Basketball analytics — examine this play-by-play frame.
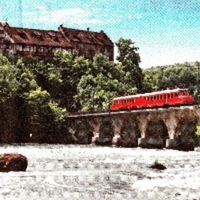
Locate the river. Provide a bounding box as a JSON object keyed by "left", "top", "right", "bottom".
{"left": 0, "top": 144, "right": 200, "bottom": 200}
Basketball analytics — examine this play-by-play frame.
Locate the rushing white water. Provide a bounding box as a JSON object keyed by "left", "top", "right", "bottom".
{"left": 0, "top": 144, "right": 200, "bottom": 200}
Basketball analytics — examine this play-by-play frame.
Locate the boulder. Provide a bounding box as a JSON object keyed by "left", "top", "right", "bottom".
{"left": 150, "top": 160, "right": 167, "bottom": 170}
{"left": 0, "top": 154, "right": 28, "bottom": 172}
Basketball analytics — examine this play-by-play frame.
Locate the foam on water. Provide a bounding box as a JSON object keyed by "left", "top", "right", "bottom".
{"left": 0, "top": 144, "right": 200, "bottom": 199}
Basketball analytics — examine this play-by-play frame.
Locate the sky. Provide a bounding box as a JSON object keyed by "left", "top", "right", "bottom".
{"left": 0, "top": 0, "right": 200, "bottom": 68}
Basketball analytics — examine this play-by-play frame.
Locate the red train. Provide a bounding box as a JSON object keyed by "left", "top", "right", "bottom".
{"left": 110, "top": 88, "right": 195, "bottom": 111}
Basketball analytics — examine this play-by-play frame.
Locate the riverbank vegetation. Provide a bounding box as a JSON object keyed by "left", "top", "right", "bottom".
{"left": 0, "top": 38, "right": 199, "bottom": 143}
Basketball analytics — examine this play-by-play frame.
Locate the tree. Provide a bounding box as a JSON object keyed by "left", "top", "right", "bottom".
{"left": 0, "top": 55, "right": 19, "bottom": 142}
{"left": 143, "top": 63, "right": 197, "bottom": 96}
{"left": 115, "top": 38, "right": 144, "bottom": 94}
{"left": 52, "top": 50, "right": 90, "bottom": 112}
{"left": 76, "top": 53, "right": 120, "bottom": 111}
{"left": 116, "top": 38, "right": 140, "bottom": 65}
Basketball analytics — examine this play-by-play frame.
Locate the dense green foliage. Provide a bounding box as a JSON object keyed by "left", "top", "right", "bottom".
{"left": 0, "top": 38, "right": 144, "bottom": 142}
{"left": 0, "top": 37, "right": 199, "bottom": 144}
{"left": 143, "top": 63, "right": 199, "bottom": 98}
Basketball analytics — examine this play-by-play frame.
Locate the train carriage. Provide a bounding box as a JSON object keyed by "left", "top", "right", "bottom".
{"left": 110, "top": 88, "right": 194, "bottom": 111}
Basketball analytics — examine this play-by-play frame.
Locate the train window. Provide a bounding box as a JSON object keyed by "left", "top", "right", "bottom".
{"left": 178, "top": 92, "right": 183, "bottom": 96}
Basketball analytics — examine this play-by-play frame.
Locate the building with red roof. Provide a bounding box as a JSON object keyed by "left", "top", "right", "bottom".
{"left": 0, "top": 22, "right": 114, "bottom": 61}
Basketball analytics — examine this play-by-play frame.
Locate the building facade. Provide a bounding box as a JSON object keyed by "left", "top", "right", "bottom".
{"left": 0, "top": 22, "right": 114, "bottom": 61}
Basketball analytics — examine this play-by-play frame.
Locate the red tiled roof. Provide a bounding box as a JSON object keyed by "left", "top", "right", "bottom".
{"left": 60, "top": 27, "right": 114, "bottom": 47}
{"left": 5, "top": 26, "right": 72, "bottom": 48}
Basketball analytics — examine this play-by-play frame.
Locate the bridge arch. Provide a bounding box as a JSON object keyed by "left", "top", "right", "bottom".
{"left": 139, "top": 119, "right": 168, "bottom": 149}
{"left": 69, "top": 118, "right": 93, "bottom": 144}
{"left": 173, "top": 116, "right": 198, "bottom": 151}
{"left": 98, "top": 117, "right": 114, "bottom": 146}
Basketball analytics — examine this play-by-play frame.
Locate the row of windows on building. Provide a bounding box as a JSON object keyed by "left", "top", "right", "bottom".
{"left": 0, "top": 44, "right": 71, "bottom": 53}
{"left": 113, "top": 92, "right": 188, "bottom": 105}
{"left": 0, "top": 44, "right": 109, "bottom": 56}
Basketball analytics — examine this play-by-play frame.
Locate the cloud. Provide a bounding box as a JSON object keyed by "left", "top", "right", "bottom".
{"left": 22, "top": 8, "right": 117, "bottom": 26}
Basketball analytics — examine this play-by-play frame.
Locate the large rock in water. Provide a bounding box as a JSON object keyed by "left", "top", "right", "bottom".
{"left": 0, "top": 154, "right": 28, "bottom": 172}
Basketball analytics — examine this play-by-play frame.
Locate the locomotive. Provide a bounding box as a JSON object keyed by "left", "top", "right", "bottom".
{"left": 110, "top": 88, "right": 195, "bottom": 111}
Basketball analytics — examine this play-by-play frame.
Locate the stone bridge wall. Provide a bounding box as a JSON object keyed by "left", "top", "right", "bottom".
{"left": 67, "top": 106, "right": 200, "bottom": 151}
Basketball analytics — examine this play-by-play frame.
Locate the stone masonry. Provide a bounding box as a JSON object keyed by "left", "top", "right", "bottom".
{"left": 67, "top": 105, "right": 200, "bottom": 151}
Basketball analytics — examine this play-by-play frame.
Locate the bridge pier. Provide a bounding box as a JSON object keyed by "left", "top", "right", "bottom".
{"left": 166, "top": 138, "right": 195, "bottom": 151}
{"left": 138, "top": 138, "right": 164, "bottom": 149}
{"left": 90, "top": 118, "right": 101, "bottom": 145}
{"left": 111, "top": 116, "right": 123, "bottom": 146}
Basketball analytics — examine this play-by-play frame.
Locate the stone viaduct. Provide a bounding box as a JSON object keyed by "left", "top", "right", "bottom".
{"left": 67, "top": 105, "right": 200, "bottom": 151}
